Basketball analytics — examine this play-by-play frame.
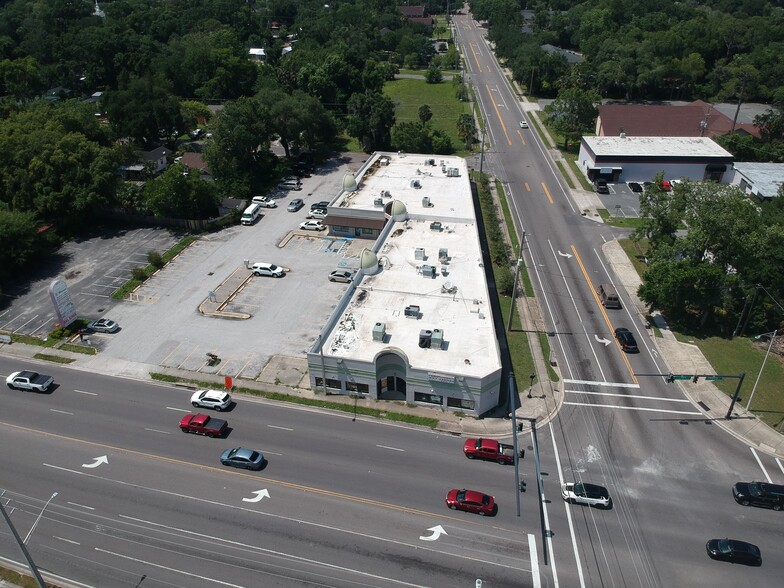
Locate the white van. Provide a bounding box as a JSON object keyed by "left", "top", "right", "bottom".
{"left": 241, "top": 203, "right": 262, "bottom": 225}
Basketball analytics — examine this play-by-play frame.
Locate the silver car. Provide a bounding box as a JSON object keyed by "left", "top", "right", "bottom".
{"left": 328, "top": 270, "right": 354, "bottom": 283}
{"left": 287, "top": 198, "right": 304, "bottom": 212}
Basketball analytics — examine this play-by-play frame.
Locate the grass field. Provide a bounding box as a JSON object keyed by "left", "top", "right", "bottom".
{"left": 384, "top": 77, "right": 472, "bottom": 154}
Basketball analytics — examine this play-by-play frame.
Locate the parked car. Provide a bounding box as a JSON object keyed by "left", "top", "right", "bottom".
{"left": 307, "top": 208, "right": 327, "bottom": 219}
{"left": 445, "top": 489, "right": 496, "bottom": 516}
{"left": 561, "top": 482, "right": 611, "bottom": 508}
{"left": 519, "top": 120, "right": 528, "bottom": 128}
{"left": 659, "top": 180, "right": 672, "bottom": 191}
{"left": 220, "top": 447, "right": 265, "bottom": 470}
{"left": 733, "top": 481, "right": 784, "bottom": 510}
{"left": 287, "top": 198, "right": 304, "bottom": 212}
{"left": 251, "top": 196, "right": 277, "bottom": 208}
{"left": 595, "top": 178, "right": 609, "bottom": 194}
{"left": 705, "top": 538, "right": 761, "bottom": 566}
{"left": 614, "top": 327, "right": 639, "bottom": 353}
{"left": 191, "top": 389, "right": 232, "bottom": 411}
{"left": 300, "top": 220, "right": 325, "bottom": 231}
{"left": 311, "top": 201, "right": 330, "bottom": 211}
{"left": 87, "top": 318, "right": 119, "bottom": 333}
{"left": 251, "top": 262, "right": 285, "bottom": 278}
{"left": 627, "top": 182, "right": 643, "bottom": 193}
{"left": 328, "top": 270, "right": 354, "bottom": 283}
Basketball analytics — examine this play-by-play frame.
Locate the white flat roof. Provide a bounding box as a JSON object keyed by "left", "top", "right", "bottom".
{"left": 323, "top": 153, "right": 501, "bottom": 378}
{"left": 584, "top": 136, "right": 733, "bottom": 158}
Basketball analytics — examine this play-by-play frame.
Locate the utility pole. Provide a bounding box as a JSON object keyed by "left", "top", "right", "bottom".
{"left": 478, "top": 125, "right": 486, "bottom": 175}
{"left": 508, "top": 373, "right": 521, "bottom": 518}
{"left": 0, "top": 499, "right": 47, "bottom": 588}
{"left": 506, "top": 231, "right": 526, "bottom": 332}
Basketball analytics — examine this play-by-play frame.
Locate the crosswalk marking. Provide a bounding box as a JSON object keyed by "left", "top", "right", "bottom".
{"left": 565, "top": 389, "right": 691, "bottom": 403}
{"left": 563, "top": 379, "right": 639, "bottom": 389}
{"left": 564, "top": 401, "right": 701, "bottom": 416}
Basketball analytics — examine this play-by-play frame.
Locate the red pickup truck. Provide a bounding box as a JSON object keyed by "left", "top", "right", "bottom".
{"left": 463, "top": 438, "right": 516, "bottom": 465}
{"left": 179, "top": 413, "right": 228, "bottom": 438}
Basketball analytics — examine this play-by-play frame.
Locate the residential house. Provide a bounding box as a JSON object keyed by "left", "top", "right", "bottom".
{"left": 182, "top": 152, "right": 212, "bottom": 179}
{"left": 400, "top": 6, "right": 435, "bottom": 27}
{"left": 248, "top": 48, "right": 266, "bottom": 62}
{"left": 142, "top": 147, "right": 171, "bottom": 175}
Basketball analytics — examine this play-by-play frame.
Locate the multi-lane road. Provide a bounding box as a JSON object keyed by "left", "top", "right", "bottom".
{"left": 454, "top": 11, "right": 783, "bottom": 588}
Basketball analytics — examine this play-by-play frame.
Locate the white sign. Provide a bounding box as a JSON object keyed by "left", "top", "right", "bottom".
{"left": 428, "top": 372, "right": 455, "bottom": 384}
{"left": 48, "top": 280, "right": 77, "bottom": 327}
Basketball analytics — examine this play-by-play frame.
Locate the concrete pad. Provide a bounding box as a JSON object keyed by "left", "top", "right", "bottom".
{"left": 260, "top": 355, "right": 309, "bottom": 387}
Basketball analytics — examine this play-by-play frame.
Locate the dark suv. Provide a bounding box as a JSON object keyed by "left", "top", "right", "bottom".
{"left": 733, "top": 481, "right": 784, "bottom": 510}
{"left": 614, "top": 327, "right": 639, "bottom": 353}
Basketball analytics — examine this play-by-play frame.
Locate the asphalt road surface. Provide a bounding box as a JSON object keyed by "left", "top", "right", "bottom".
{"left": 454, "top": 12, "right": 784, "bottom": 588}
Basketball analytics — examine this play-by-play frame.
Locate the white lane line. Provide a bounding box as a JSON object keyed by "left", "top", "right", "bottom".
{"left": 547, "top": 426, "right": 572, "bottom": 588}
{"left": 564, "top": 379, "right": 639, "bottom": 389}
{"left": 96, "top": 549, "right": 245, "bottom": 588}
{"left": 144, "top": 428, "right": 171, "bottom": 435}
{"left": 13, "top": 314, "right": 39, "bottom": 332}
{"left": 267, "top": 425, "right": 293, "bottom": 431}
{"left": 564, "top": 401, "right": 701, "bottom": 416}
{"left": 54, "top": 536, "right": 80, "bottom": 545}
{"left": 750, "top": 448, "right": 772, "bottom": 482}
{"left": 565, "top": 390, "right": 691, "bottom": 403}
{"left": 50, "top": 409, "right": 73, "bottom": 415}
{"left": 73, "top": 389, "right": 97, "bottom": 396}
{"left": 67, "top": 502, "right": 95, "bottom": 510}
{"left": 166, "top": 406, "right": 191, "bottom": 413}
{"left": 777, "top": 458, "right": 784, "bottom": 477}
{"left": 529, "top": 534, "right": 541, "bottom": 588}
{"left": 376, "top": 445, "right": 405, "bottom": 452}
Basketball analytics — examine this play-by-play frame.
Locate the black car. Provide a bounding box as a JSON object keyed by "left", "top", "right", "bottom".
{"left": 628, "top": 182, "right": 643, "bottom": 193}
{"left": 733, "top": 481, "right": 784, "bottom": 510}
{"left": 706, "top": 538, "right": 761, "bottom": 566}
{"left": 614, "top": 328, "right": 638, "bottom": 353}
{"left": 311, "top": 201, "right": 330, "bottom": 211}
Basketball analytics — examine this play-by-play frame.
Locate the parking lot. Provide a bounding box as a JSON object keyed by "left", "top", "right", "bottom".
{"left": 595, "top": 181, "right": 644, "bottom": 219}
{"left": 1, "top": 153, "right": 367, "bottom": 383}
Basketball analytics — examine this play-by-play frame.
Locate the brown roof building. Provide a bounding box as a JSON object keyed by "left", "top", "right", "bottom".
{"left": 399, "top": 5, "right": 434, "bottom": 27}
{"left": 596, "top": 101, "right": 760, "bottom": 139}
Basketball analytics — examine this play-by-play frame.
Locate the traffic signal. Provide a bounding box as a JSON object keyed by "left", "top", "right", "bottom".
{"left": 666, "top": 373, "right": 675, "bottom": 383}
{"left": 692, "top": 375, "right": 699, "bottom": 383}
{"left": 517, "top": 423, "right": 524, "bottom": 432}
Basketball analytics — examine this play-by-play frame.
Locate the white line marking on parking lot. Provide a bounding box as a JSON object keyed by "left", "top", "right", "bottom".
{"left": 777, "top": 458, "right": 784, "bottom": 476}
{"left": 376, "top": 445, "right": 405, "bottom": 452}
{"left": 563, "top": 379, "right": 639, "bottom": 388}
{"left": 13, "top": 314, "right": 39, "bottom": 332}
{"left": 144, "top": 428, "right": 171, "bottom": 435}
{"left": 565, "top": 390, "right": 690, "bottom": 402}
{"left": 67, "top": 501, "right": 95, "bottom": 510}
{"left": 74, "top": 389, "right": 98, "bottom": 396}
{"left": 267, "top": 425, "right": 293, "bottom": 431}
{"left": 78, "top": 292, "right": 111, "bottom": 298}
{"left": 564, "top": 401, "right": 701, "bottom": 415}
{"left": 166, "top": 407, "right": 191, "bottom": 413}
{"left": 750, "top": 447, "right": 772, "bottom": 482}
{"left": 50, "top": 409, "right": 73, "bottom": 415}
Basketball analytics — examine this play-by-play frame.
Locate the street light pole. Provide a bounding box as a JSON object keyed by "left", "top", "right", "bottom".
{"left": 0, "top": 499, "right": 47, "bottom": 588}
{"left": 527, "top": 372, "right": 536, "bottom": 399}
{"left": 506, "top": 231, "right": 527, "bottom": 332}
{"left": 747, "top": 331, "right": 776, "bottom": 411}
{"left": 508, "top": 373, "right": 521, "bottom": 518}
{"left": 24, "top": 491, "right": 58, "bottom": 545}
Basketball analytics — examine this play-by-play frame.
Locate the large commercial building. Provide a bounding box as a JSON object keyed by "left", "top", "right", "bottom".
{"left": 306, "top": 152, "right": 502, "bottom": 416}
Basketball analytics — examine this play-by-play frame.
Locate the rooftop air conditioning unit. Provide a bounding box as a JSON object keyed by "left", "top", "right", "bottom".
{"left": 447, "top": 167, "right": 460, "bottom": 177}
{"left": 418, "top": 329, "right": 432, "bottom": 348}
{"left": 422, "top": 196, "right": 431, "bottom": 207}
{"left": 426, "top": 158, "right": 436, "bottom": 166}
{"left": 415, "top": 247, "right": 426, "bottom": 260}
{"left": 432, "top": 328, "right": 444, "bottom": 349}
{"left": 438, "top": 248, "right": 448, "bottom": 263}
{"left": 374, "top": 197, "right": 383, "bottom": 206}
{"left": 430, "top": 221, "right": 442, "bottom": 231}
{"left": 411, "top": 179, "right": 422, "bottom": 189}
{"left": 422, "top": 265, "right": 436, "bottom": 278}
{"left": 404, "top": 305, "right": 420, "bottom": 318}
{"left": 372, "top": 322, "right": 386, "bottom": 342}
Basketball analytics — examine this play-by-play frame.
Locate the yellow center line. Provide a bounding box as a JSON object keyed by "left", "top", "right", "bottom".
{"left": 470, "top": 43, "right": 482, "bottom": 71}
{"left": 570, "top": 246, "right": 639, "bottom": 384}
{"left": 484, "top": 84, "right": 511, "bottom": 145}
{"left": 524, "top": 182, "right": 531, "bottom": 192}
{"left": 517, "top": 130, "right": 526, "bottom": 145}
{"left": 2, "top": 421, "right": 511, "bottom": 530}
{"left": 541, "top": 182, "right": 554, "bottom": 204}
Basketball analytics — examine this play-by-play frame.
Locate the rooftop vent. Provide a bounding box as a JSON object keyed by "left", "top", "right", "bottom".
{"left": 414, "top": 247, "right": 426, "bottom": 261}
{"left": 438, "top": 248, "right": 448, "bottom": 263}
{"left": 422, "top": 196, "right": 432, "bottom": 207}
{"left": 372, "top": 322, "right": 386, "bottom": 342}
{"left": 411, "top": 179, "right": 422, "bottom": 189}
{"left": 432, "top": 328, "right": 444, "bottom": 349}
{"left": 418, "top": 329, "right": 432, "bottom": 348}
{"left": 426, "top": 158, "right": 436, "bottom": 166}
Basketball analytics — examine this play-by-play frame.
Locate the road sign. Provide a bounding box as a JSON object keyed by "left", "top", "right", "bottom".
{"left": 705, "top": 376, "right": 724, "bottom": 381}
{"left": 672, "top": 375, "right": 692, "bottom": 380}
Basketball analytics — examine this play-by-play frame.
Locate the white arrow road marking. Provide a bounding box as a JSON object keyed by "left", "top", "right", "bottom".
{"left": 557, "top": 251, "right": 573, "bottom": 258}
{"left": 82, "top": 456, "right": 108, "bottom": 468}
{"left": 419, "top": 525, "right": 447, "bottom": 541}
{"left": 242, "top": 489, "right": 270, "bottom": 503}
{"left": 594, "top": 335, "right": 611, "bottom": 346}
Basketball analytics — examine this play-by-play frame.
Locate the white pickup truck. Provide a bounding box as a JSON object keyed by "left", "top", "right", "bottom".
{"left": 6, "top": 370, "right": 54, "bottom": 392}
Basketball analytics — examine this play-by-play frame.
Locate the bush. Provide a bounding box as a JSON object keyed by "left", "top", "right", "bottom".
{"left": 131, "top": 267, "right": 147, "bottom": 281}
{"left": 148, "top": 251, "right": 163, "bottom": 268}
{"left": 496, "top": 264, "right": 515, "bottom": 295}
{"left": 425, "top": 66, "right": 443, "bottom": 84}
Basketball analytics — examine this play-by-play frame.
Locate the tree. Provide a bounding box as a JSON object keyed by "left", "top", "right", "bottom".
{"left": 0, "top": 209, "right": 46, "bottom": 286}
{"left": 631, "top": 173, "right": 684, "bottom": 250}
{"left": 180, "top": 101, "right": 212, "bottom": 134}
{"left": 456, "top": 114, "right": 475, "bottom": 149}
{"left": 102, "top": 77, "right": 181, "bottom": 146}
{"left": 143, "top": 164, "right": 220, "bottom": 219}
{"left": 418, "top": 104, "right": 433, "bottom": 123}
{"left": 345, "top": 91, "right": 395, "bottom": 152}
{"left": 425, "top": 66, "right": 443, "bottom": 84}
{"left": 543, "top": 87, "right": 600, "bottom": 149}
{"left": 258, "top": 88, "right": 335, "bottom": 158}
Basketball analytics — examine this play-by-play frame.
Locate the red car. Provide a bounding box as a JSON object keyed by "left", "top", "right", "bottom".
{"left": 445, "top": 489, "right": 496, "bottom": 516}
{"left": 659, "top": 180, "right": 672, "bottom": 191}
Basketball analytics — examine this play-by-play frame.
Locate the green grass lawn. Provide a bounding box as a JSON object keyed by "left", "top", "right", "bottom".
{"left": 384, "top": 78, "right": 472, "bottom": 154}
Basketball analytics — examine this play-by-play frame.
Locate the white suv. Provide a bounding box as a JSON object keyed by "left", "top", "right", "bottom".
{"left": 191, "top": 389, "right": 232, "bottom": 411}
{"left": 252, "top": 196, "right": 277, "bottom": 208}
{"left": 251, "top": 262, "right": 285, "bottom": 277}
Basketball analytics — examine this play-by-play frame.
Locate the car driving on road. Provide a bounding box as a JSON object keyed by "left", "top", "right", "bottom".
{"left": 445, "top": 489, "right": 496, "bottom": 516}
{"left": 561, "top": 482, "right": 611, "bottom": 508}
{"left": 191, "top": 389, "right": 232, "bottom": 411}
{"left": 732, "top": 481, "right": 784, "bottom": 510}
{"left": 220, "top": 447, "right": 265, "bottom": 470}
{"left": 614, "top": 327, "right": 639, "bottom": 353}
{"left": 705, "top": 538, "right": 761, "bottom": 566}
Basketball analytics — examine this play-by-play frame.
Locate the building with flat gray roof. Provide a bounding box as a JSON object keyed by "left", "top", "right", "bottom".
{"left": 578, "top": 136, "right": 734, "bottom": 183}
{"left": 729, "top": 162, "right": 784, "bottom": 200}
{"left": 307, "top": 152, "right": 502, "bottom": 415}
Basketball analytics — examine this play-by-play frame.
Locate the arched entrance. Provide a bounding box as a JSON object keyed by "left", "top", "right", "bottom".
{"left": 375, "top": 351, "right": 407, "bottom": 401}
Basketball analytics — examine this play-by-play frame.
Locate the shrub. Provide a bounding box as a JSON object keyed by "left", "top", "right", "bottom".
{"left": 148, "top": 251, "right": 164, "bottom": 268}
{"left": 131, "top": 267, "right": 147, "bottom": 281}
